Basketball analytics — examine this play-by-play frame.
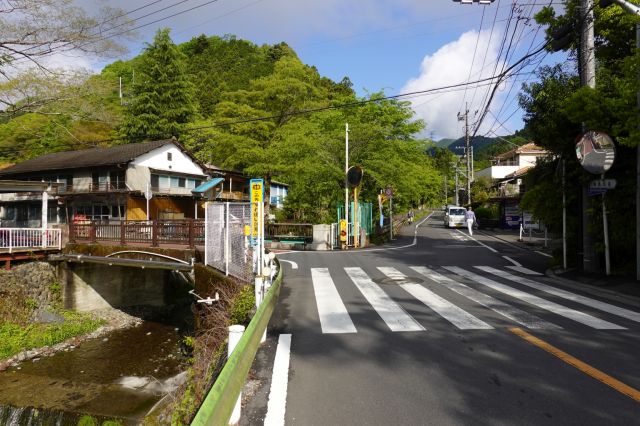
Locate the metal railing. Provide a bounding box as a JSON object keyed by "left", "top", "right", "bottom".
{"left": 265, "top": 223, "right": 313, "bottom": 242}
{"left": 69, "top": 220, "right": 205, "bottom": 247}
{"left": 59, "top": 182, "right": 128, "bottom": 193}
{"left": 0, "top": 228, "right": 62, "bottom": 253}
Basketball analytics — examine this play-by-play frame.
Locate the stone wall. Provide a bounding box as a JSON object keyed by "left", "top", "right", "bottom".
{"left": 0, "top": 262, "right": 58, "bottom": 311}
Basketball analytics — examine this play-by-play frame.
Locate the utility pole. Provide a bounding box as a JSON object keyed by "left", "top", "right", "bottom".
{"left": 345, "top": 123, "right": 349, "bottom": 248}
{"left": 458, "top": 105, "right": 472, "bottom": 205}
{"left": 599, "top": 0, "right": 640, "bottom": 278}
{"left": 580, "top": 0, "right": 597, "bottom": 272}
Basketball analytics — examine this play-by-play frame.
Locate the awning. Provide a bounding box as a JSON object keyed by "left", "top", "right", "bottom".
{"left": 192, "top": 177, "right": 224, "bottom": 199}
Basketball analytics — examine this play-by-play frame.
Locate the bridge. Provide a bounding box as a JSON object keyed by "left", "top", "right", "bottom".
{"left": 0, "top": 227, "right": 62, "bottom": 269}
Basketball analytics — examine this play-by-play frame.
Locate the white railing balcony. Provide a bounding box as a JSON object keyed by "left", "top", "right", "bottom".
{"left": 0, "top": 228, "right": 62, "bottom": 253}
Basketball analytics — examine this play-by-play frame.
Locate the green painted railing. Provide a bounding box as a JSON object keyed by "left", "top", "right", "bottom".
{"left": 191, "top": 261, "right": 283, "bottom": 425}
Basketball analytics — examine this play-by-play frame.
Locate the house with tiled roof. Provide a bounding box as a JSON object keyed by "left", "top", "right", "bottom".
{"left": 474, "top": 142, "right": 550, "bottom": 229}
{"left": 475, "top": 142, "right": 549, "bottom": 181}
{"left": 0, "top": 139, "right": 209, "bottom": 227}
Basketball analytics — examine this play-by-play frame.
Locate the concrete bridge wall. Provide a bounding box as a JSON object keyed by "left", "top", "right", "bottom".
{"left": 59, "top": 263, "right": 171, "bottom": 312}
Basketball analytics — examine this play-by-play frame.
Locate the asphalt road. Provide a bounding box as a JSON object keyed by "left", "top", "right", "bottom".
{"left": 242, "top": 212, "right": 640, "bottom": 425}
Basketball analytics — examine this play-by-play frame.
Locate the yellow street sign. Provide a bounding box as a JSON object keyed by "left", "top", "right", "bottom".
{"left": 339, "top": 219, "right": 347, "bottom": 242}
{"left": 250, "top": 179, "right": 264, "bottom": 239}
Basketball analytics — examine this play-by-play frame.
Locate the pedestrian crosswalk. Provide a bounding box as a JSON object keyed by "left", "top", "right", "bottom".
{"left": 308, "top": 264, "right": 637, "bottom": 334}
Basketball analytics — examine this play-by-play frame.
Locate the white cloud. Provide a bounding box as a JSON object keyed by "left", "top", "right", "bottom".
{"left": 401, "top": 29, "right": 509, "bottom": 140}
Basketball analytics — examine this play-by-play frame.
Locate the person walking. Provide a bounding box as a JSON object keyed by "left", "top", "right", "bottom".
{"left": 464, "top": 206, "right": 476, "bottom": 236}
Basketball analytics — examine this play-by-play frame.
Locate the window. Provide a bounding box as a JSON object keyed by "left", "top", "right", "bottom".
{"left": 151, "top": 174, "right": 159, "bottom": 188}
{"left": 167, "top": 152, "right": 173, "bottom": 161}
{"left": 110, "top": 171, "right": 126, "bottom": 189}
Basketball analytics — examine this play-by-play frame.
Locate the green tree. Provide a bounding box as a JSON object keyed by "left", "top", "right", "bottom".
{"left": 120, "top": 29, "right": 196, "bottom": 141}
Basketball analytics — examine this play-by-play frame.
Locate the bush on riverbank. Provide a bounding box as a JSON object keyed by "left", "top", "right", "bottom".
{"left": 0, "top": 311, "right": 104, "bottom": 359}
{"left": 0, "top": 262, "right": 104, "bottom": 360}
{"left": 161, "top": 265, "right": 255, "bottom": 425}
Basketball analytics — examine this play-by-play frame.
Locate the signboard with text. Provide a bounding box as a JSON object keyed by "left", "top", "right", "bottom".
{"left": 250, "top": 179, "right": 264, "bottom": 242}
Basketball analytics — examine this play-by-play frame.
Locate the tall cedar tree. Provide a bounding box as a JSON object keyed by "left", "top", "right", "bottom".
{"left": 120, "top": 29, "right": 196, "bottom": 141}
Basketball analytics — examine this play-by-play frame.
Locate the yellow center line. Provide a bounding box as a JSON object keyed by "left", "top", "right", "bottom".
{"left": 509, "top": 327, "right": 640, "bottom": 403}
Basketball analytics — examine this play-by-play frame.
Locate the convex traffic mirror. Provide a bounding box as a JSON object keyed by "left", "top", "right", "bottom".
{"left": 575, "top": 131, "right": 615, "bottom": 175}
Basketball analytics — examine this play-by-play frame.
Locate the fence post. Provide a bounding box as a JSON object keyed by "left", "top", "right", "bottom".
{"left": 120, "top": 220, "right": 126, "bottom": 246}
{"left": 152, "top": 221, "right": 159, "bottom": 247}
{"left": 90, "top": 221, "right": 96, "bottom": 243}
{"left": 69, "top": 221, "right": 75, "bottom": 243}
{"left": 228, "top": 325, "right": 245, "bottom": 425}
{"left": 188, "top": 219, "right": 195, "bottom": 248}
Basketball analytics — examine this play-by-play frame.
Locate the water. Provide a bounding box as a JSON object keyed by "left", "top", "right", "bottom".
{"left": 0, "top": 321, "right": 189, "bottom": 425}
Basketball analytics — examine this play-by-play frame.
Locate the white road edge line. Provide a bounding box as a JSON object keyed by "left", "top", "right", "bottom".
{"left": 278, "top": 259, "right": 298, "bottom": 269}
{"left": 456, "top": 229, "right": 498, "bottom": 253}
{"left": 357, "top": 211, "right": 434, "bottom": 252}
{"left": 264, "top": 333, "right": 292, "bottom": 426}
{"left": 502, "top": 256, "right": 521, "bottom": 267}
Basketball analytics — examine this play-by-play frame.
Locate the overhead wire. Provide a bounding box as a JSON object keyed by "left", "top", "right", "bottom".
{"left": 457, "top": 5, "right": 487, "bottom": 116}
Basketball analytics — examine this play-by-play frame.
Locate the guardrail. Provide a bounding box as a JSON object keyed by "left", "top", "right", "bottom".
{"left": 0, "top": 228, "right": 62, "bottom": 253}
{"left": 191, "top": 261, "right": 283, "bottom": 425}
{"left": 69, "top": 220, "right": 205, "bottom": 247}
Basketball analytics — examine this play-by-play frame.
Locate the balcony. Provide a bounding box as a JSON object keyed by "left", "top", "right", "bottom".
{"left": 58, "top": 182, "right": 129, "bottom": 194}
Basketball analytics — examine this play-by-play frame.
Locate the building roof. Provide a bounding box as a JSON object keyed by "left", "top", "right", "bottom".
{"left": 502, "top": 166, "right": 532, "bottom": 180}
{"left": 494, "top": 142, "right": 548, "bottom": 160}
{"left": 0, "top": 139, "right": 202, "bottom": 176}
{"left": 192, "top": 177, "right": 225, "bottom": 195}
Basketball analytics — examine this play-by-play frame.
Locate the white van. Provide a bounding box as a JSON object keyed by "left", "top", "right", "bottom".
{"left": 444, "top": 206, "right": 466, "bottom": 228}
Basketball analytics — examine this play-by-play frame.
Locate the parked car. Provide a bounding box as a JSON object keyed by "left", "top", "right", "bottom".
{"left": 444, "top": 206, "right": 466, "bottom": 228}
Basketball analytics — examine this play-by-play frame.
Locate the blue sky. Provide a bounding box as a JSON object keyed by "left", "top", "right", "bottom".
{"left": 72, "top": 0, "right": 566, "bottom": 140}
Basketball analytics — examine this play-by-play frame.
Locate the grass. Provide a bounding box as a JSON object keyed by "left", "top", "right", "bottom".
{"left": 0, "top": 310, "right": 104, "bottom": 359}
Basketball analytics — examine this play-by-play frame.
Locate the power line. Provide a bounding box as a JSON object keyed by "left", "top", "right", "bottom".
{"left": 458, "top": 5, "right": 487, "bottom": 116}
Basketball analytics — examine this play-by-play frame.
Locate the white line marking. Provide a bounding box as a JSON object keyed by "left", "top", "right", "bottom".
{"left": 311, "top": 268, "right": 356, "bottom": 334}
{"left": 264, "top": 333, "right": 292, "bottom": 426}
{"left": 505, "top": 265, "right": 542, "bottom": 275}
{"left": 446, "top": 267, "right": 625, "bottom": 330}
{"left": 411, "top": 266, "right": 559, "bottom": 329}
{"left": 378, "top": 267, "right": 492, "bottom": 330}
{"left": 358, "top": 211, "right": 435, "bottom": 252}
{"left": 456, "top": 229, "right": 498, "bottom": 253}
{"left": 345, "top": 267, "right": 425, "bottom": 332}
{"left": 278, "top": 259, "right": 298, "bottom": 270}
{"left": 477, "top": 266, "right": 640, "bottom": 323}
{"left": 502, "top": 256, "right": 521, "bottom": 267}
{"left": 535, "top": 251, "right": 553, "bottom": 258}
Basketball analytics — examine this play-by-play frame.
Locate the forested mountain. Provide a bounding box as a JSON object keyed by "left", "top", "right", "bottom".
{"left": 0, "top": 31, "right": 443, "bottom": 223}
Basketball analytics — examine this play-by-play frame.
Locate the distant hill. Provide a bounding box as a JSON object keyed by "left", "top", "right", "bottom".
{"left": 435, "top": 138, "right": 456, "bottom": 148}
{"left": 446, "top": 136, "right": 497, "bottom": 155}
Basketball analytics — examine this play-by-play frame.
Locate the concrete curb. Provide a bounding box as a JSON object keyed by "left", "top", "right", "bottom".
{"left": 545, "top": 267, "right": 640, "bottom": 308}
{"left": 476, "top": 230, "right": 552, "bottom": 254}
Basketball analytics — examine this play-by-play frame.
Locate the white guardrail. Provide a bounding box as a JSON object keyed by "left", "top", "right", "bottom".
{"left": 0, "top": 228, "right": 62, "bottom": 253}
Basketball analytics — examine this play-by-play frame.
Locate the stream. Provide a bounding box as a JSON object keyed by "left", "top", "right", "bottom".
{"left": 0, "top": 319, "right": 189, "bottom": 425}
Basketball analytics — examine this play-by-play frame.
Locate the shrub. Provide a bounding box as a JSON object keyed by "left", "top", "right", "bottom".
{"left": 228, "top": 284, "right": 255, "bottom": 325}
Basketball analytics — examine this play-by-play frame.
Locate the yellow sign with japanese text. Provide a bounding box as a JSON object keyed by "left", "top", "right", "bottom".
{"left": 250, "top": 179, "right": 264, "bottom": 240}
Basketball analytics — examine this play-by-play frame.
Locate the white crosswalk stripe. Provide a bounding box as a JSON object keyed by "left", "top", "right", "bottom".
{"left": 411, "top": 266, "right": 559, "bottom": 329}
{"left": 378, "top": 267, "right": 492, "bottom": 330}
{"left": 445, "top": 266, "right": 625, "bottom": 330}
{"left": 476, "top": 266, "right": 640, "bottom": 324}
{"left": 345, "top": 267, "right": 425, "bottom": 332}
{"left": 307, "top": 265, "right": 639, "bottom": 334}
{"left": 311, "top": 268, "right": 357, "bottom": 334}
{"left": 505, "top": 265, "right": 542, "bottom": 276}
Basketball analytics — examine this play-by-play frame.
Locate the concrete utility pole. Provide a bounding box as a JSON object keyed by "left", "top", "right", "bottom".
{"left": 345, "top": 123, "right": 349, "bottom": 247}
{"left": 599, "top": 0, "right": 640, "bottom": 278}
{"left": 580, "top": 0, "right": 597, "bottom": 272}
{"left": 458, "top": 104, "right": 472, "bottom": 205}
